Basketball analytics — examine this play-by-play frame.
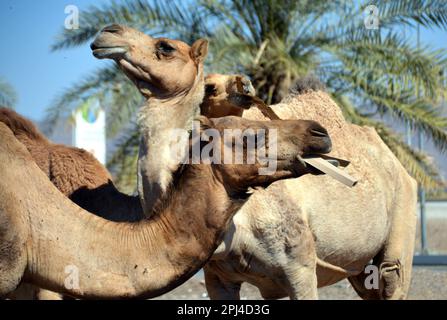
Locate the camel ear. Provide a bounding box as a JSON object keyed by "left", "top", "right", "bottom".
{"left": 190, "top": 39, "right": 209, "bottom": 64}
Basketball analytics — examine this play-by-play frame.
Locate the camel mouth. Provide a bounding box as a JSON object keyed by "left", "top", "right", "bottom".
{"left": 279, "top": 149, "right": 335, "bottom": 176}
{"left": 91, "top": 46, "right": 128, "bottom": 59}
{"left": 308, "top": 140, "right": 332, "bottom": 154}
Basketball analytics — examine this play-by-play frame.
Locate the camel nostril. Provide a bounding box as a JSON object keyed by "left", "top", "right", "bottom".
{"left": 90, "top": 42, "right": 98, "bottom": 50}
{"left": 310, "top": 128, "right": 328, "bottom": 137}
{"left": 102, "top": 24, "right": 123, "bottom": 34}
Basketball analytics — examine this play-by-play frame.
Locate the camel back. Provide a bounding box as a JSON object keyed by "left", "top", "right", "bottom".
{"left": 0, "top": 108, "right": 49, "bottom": 143}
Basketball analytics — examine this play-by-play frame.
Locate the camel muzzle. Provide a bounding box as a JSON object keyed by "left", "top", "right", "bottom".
{"left": 91, "top": 24, "right": 129, "bottom": 59}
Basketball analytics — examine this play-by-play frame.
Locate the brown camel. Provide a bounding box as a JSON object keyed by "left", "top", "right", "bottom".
{"left": 0, "top": 113, "right": 331, "bottom": 299}
{"left": 88, "top": 25, "right": 287, "bottom": 216}
{"left": 0, "top": 108, "right": 143, "bottom": 222}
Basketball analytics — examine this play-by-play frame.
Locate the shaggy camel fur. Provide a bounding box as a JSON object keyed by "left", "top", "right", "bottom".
{"left": 0, "top": 114, "right": 331, "bottom": 299}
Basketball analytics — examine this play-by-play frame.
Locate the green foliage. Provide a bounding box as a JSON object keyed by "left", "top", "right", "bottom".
{"left": 107, "top": 126, "right": 140, "bottom": 193}
{"left": 48, "top": 0, "right": 447, "bottom": 190}
{"left": 0, "top": 77, "right": 17, "bottom": 108}
{"left": 44, "top": 64, "right": 142, "bottom": 137}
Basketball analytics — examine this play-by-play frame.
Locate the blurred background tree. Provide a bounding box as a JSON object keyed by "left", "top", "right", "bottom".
{"left": 0, "top": 77, "right": 17, "bottom": 109}
{"left": 46, "top": 0, "right": 447, "bottom": 193}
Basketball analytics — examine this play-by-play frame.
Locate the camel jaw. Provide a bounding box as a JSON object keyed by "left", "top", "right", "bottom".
{"left": 91, "top": 46, "right": 128, "bottom": 59}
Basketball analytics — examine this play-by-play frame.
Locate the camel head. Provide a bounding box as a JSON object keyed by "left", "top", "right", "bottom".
{"left": 91, "top": 24, "right": 208, "bottom": 99}
{"left": 197, "top": 116, "right": 332, "bottom": 190}
{"left": 201, "top": 74, "right": 255, "bottom": 118}
{"left": 202, "top": 74, "right": 280, "bottom": 120}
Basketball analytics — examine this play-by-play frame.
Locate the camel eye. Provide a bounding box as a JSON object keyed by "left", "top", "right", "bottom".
{"left": 205, "top": 84, "right": 217, "bottom": 96}
{"left": 157, "top": 41, "right": 176, "bottom": 54}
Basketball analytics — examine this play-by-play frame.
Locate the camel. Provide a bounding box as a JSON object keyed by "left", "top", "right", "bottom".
{"left": 0, "top": 113, "right": 331, "bottom": 299}
{"left": 89, "top": 25, "right": 288, "bottom": 217}
{"left": 202, "top": 73, "right": 255, "bottom": 118}
{"left": 203, "top": 73, "right": 280, "bottom": 120}
{"left": 90, "top": 25, "right": 416, "bottom": 299}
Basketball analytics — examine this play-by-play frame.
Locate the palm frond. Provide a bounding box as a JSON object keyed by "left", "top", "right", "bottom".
{"left": 376, "top": 0, "right": 447, "bottom": 30}
{"left": 43, "top": 65, "right": 129, "bottom": 135}
{"left": 52, "top": 0, "right": 210, "bottom": 51}
{"left": 333, "top": 93, "right": 444, "bottom": 190}
{"left": 107, "top": 126, "right": 139, "bottom": 192}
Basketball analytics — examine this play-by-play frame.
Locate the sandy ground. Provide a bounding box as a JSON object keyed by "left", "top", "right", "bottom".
{"left": 155, "top": 266, "right": 447, "bottom": 300}
{"left": 157, "top": 217, "right": 447, "bottom": 300}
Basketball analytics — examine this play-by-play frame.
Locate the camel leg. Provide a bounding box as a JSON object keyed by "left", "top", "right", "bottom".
{"left": 282, "top": 264, "right": 318, "bottom": 300}
{"left": 279, "top": 221, "right": 318, "bottom": 300}
{"left": 6, "top": 283, "right": 39, "bottom": 300}
{"left": 0, "top": 256, "right": 27, "bottom": 298}
{"left": 36, "top": 288, "right": 64, "bottom": 300}
{"left": 204, "top": 264, "right": 241, "bottom": 300}
{"left": 0, "top": 239, "right": 27, "bottom": 297}
{"left": 349, "top": 179, "right": 417, "bottom": 300}
{"left": 0, "top": 215, "right": 28, "bottom": 297}
{"left": 6, "top": 284, "right": 64, "bottom": 300}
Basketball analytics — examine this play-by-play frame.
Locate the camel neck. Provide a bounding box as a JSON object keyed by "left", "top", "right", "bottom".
{"left": 24, "top": 162, "right": 240, "bottom": 299}
{"left": 136, "top": 74, "right": 204, "bottom": 216}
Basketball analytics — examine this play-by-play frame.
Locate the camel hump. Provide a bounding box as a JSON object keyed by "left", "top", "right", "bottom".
{"left": 0, "top": 107, "right": 48, "bottom": 143}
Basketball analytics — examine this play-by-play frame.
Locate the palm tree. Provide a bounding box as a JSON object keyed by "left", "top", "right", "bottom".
{"left": 47, "top": 0, "right": 447, "bottom": 191}
{"left": 0, "top": 77, "right": 17, "bottom": 108}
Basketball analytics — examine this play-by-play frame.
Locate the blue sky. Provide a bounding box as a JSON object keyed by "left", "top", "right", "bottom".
{"left": 0, "top": 0, "right": 446, "bottom": 121}
{"left": 0, "top": 0, "right": 106, "bottom": 120}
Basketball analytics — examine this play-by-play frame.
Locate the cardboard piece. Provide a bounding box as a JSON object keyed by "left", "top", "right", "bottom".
{"left": 302, "top": 156, "right": 358, "bottom": 187}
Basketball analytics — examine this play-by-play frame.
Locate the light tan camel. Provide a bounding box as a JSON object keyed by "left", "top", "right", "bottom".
{"left": 0, "top": 113, "right": 331, "bottom": 299}
{"left": 202, "top": 73, "right": 255, "bottom": 118}
{"left": 203, "top": 84, "right": 417, "bottom": 300}
{"left": 91, "top": 25, "right": 416, "bottom": 299}
{"left": 90, "top": 25, "right": 289, "bottom": 217}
